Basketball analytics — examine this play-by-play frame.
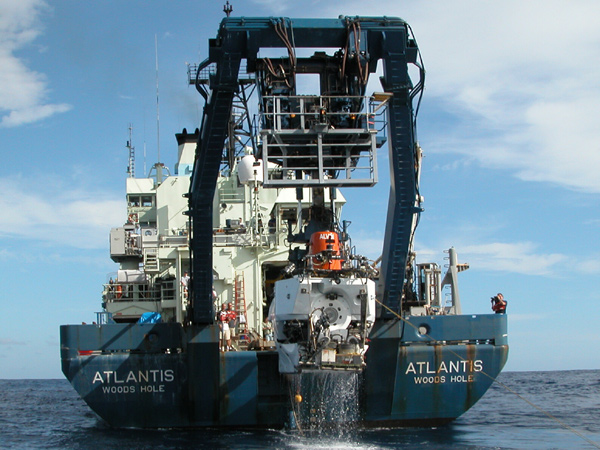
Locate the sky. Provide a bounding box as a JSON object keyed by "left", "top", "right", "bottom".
{"left": 0, "top": 0, "right": 598, "bottom": 379}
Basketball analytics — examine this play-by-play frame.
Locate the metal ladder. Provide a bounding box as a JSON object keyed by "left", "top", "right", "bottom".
{"left": 234, "top": 273, "right": 250, "bottom": 349}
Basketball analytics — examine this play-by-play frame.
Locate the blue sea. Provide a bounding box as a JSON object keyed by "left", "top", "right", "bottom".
{"left": 1, "top": 371, "right": 599, "bottom": 449}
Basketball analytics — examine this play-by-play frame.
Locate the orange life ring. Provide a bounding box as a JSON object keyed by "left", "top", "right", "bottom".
{"left": 116, "top": 285, "right": 122, "bottom": 299}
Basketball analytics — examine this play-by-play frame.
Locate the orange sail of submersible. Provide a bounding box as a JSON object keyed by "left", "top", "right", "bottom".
{"left": 309, "top": 231, "right": 344, "bottom": 271}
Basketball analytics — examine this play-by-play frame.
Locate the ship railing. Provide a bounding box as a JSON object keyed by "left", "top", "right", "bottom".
{"left": 219, "top": 187, "right": 245, "bottom": 203}
{"left": 187, "top": 61, "right": 254, "bottom": 86}
{"left": 258, "top": 94, "right": 389, "bottom": 187}
{"left": 102, "top": 279, "right": 177, "bottom": 303}
{"left": 213, "top": 229, "right": 276, "bottom": 247}
{"left": 401, "top": 314, "right": 508, "bottom": 346}
{"left": 213, "top": 232, "right": 252, "bottom": 247}
{"left": 124, "top": 247, "right": 142, "bottom": 256}
{"left": 159, "top": 234, "right": 189, "bottom": 248}
{"left": 259, "top": 94, "right": 388, "bottom": 134}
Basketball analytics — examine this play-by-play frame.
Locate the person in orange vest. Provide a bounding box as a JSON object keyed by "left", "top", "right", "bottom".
{"left": 491, "top": 293, "right": 507, "bottom": 314}
{"left": 217, "top": 303, "right": 230, "bottom": 351}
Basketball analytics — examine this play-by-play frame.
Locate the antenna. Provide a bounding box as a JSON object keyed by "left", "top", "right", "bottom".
{"left": 155, "top": 34, "right": 161, "bottom": 164}
{"left": 150, "top": 35, "right": 165, "bottom": 187}
{"left": 223, "top": 2, "right": 233, "bottom": 17}
{"left": 143, "top": 110, "right": 148, "bottom": 176}
{"left": 126, "top": 124, "right": 135, "bottom": 178}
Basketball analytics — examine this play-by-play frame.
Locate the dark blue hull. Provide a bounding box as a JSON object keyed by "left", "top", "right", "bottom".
{"left": 60, "top": 314, "right": 508, "bottom": 428}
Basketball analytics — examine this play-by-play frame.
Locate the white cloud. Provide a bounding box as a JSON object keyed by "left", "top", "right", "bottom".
{"left": 350, "top": 235, "right": 384, "bottom": 261}
{"left": 353, "top": 229, "right": 569, "bottom": 277}
{"left": 0, "top": 0, "right": 71, "bottom": 127}
{"left": 457, "top": 242, "right": 567, "bottom": 276}
{"left": 0, "top": 175, "right": 124, "bottom": 249}
{"left": 572, "top": 256, "right": 600, "bottom": 276}
{"left": 413, "top": 240, "right": 567, "bottom": 277}
{"left": 1, "top": 102, "right": 71, "bottom": 127}
{"left": 413, "top": 1, "right": 600, "bottom": 193}
{"left": 315, "top": 0, "right": 600, "bottom": 193}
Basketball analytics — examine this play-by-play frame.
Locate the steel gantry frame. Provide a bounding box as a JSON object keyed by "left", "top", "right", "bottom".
{"left": 188, "top": 16, "right": 424, "bottom": 323}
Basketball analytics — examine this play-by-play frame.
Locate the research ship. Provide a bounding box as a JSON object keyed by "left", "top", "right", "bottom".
{"left": 60, "top": 14, "right": 508, "bottom": 429}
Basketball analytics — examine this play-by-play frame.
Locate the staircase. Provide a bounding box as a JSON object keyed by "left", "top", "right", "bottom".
{"left": 143, "top": 248, "right": 159, "bottom": 272}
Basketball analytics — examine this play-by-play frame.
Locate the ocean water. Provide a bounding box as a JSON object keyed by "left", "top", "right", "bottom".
{"left": 0, "top": 371, "right": 599, "bottom": 450}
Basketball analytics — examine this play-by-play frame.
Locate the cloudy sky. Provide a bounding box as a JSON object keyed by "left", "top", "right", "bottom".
{"left": 1, "top": 0, "right": 598, "bottom": 379}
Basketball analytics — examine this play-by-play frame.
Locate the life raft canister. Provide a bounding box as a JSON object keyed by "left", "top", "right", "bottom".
{"left": 308, "top": 231, "right": 343, "bottom": 271}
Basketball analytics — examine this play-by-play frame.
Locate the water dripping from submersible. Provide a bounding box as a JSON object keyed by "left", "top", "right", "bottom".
{"left": 289, "top": 370, "right": 361, "bottom": 433}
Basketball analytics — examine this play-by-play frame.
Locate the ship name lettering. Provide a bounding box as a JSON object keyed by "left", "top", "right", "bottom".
{"left": 140, "top": 384, "right": 165, "bottom": 393}
{"left": 405, "top": 360, "right": 484, "bottom": 376}
{"left": 450, "top": 375, "right": 474, "bottom": 383}
{"left": 102, "top": 385, "right": 136, "bottom": 394}
{"left": 414, "top": 375, "right": 446, "bottom": 384}
{"left": 92, "top": 369, "right": 175, "bottom": 385}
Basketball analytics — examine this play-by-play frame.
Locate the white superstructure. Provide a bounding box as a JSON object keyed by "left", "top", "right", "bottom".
{"left": 102, "top": 128, "right": 347, "bottom": 344}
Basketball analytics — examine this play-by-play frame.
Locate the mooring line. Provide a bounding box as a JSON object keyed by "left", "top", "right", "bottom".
{"left": 374, "top": 299, "right": 600, "bottom": 449}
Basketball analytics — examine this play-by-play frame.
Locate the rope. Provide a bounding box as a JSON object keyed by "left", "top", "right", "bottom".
{"left": 375, "top": 298, "right": 600, "bottom": 449}
{"left": 488, "top": 375, "right": 600, "bottom": 449}
{"left": 287, "top": 380, "right": 304, "bottom": 435}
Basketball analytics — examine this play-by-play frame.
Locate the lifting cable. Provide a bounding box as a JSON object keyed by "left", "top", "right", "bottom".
{"left": 375, "top": 298, "right": 600, "bottom": 449}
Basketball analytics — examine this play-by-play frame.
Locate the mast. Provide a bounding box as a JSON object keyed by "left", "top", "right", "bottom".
{"left": 150, "top": 34, "right": 164, "bottom": 186}
{"left": 126, "top": 124, "right": 135, "bottom": 178}
{"left": 155, "top": 33, "right": 161, "bottom": 165}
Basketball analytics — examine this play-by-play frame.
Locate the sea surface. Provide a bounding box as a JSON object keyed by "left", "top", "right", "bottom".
{"left": 0, "top": 370, "right": 599, "bottom": 450}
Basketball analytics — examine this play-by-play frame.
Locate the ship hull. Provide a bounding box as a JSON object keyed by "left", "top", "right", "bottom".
{"left": 60, "top": 314, "right": 508, "bottom": 428}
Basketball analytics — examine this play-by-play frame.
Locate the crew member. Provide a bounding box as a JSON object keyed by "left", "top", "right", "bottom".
{"left": 268, "top": 215, "right": 276, "bottom": 234}
{"left": 181, "top": 272, "right": 190, "bottom": 298}
{"left": 217, "top": 303, "right": 231, "bottom": 351}
{"left": 227, "top": 302, "right": 237, "bottom": 345}
{"left": 263, "top": 316, "right": 273, "bottom": 341}
{"left": 491, "top": 293, "right": 507, "bottom": 314}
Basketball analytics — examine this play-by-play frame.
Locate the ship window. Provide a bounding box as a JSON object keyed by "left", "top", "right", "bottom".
{"left": 141, "top": 196, "right": 153, "bottom": 207}
{"left": 128, "top": 195, "right": 140, "bottom": 207}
